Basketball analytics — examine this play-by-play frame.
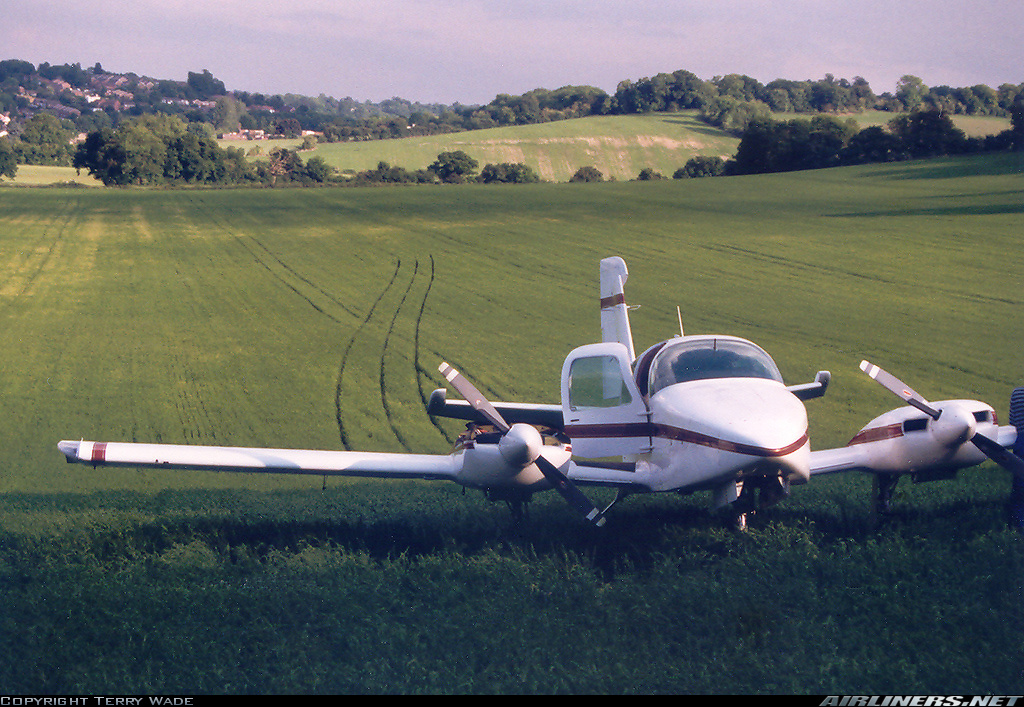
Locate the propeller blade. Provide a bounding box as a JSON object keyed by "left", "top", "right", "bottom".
{"left": 438, "top": 361, "right": 606, "bottom": 527}
{"left": 969, "top": 432, "right": 1024, "bottom": 484}
{"left": 438, "top": 362, "right": 509, "bottom": 433}
{"left": 533, "top": 454, "right": 607, "bottom": 527}
{"left": 860, "top": 360, "right": 942, "bottom": 419}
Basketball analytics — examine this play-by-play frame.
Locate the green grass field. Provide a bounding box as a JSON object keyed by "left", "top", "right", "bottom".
{"left": 3, "top": 164, "right": 104, "bottom": 187}
{"left": 305, "top": 112, "right": 741, "bottom": 182}
{"left": 1, "top": 152, "right": 1022, "bottom": 693}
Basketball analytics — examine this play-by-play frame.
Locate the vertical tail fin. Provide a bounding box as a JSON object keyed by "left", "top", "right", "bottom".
{"left": 599, "top": 257, "right": 635, "bottom": 361}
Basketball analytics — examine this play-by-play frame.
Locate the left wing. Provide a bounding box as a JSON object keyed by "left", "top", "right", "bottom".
{"left": 810, "top": 403, "right": 1017, "bottom": 476}
{"left": 58, "top": 440, "right": 460, "bottom": 480}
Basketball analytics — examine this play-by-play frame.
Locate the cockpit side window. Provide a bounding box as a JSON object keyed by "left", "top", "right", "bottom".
{"left": 568, "top": 355, "right": 634, "bottom": 410}
{"left": 649, "top": 338, "right": 783, "bottom": 395}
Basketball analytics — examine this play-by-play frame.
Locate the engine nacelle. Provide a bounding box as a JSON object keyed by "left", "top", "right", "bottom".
{"left": 455, "top": 425, "right": 570, "bottom": 491}
{"left": 846, "top": 399, "right": 995, "bottom": 477}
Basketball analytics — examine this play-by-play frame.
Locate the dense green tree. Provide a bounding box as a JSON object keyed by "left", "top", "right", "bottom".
{"left": 841, "top": 125, "right": 903, "bottom": 164}
{"left": 1009, "top": 103, "right": 1024, "bottom": 149}
{"left": 304, "top": 155, "right": 332, "bottom": 183}
{"left": 896, "top": 75, "right": 928, "bottom": 111}
{"left": 275, "top": 118, "right": 302, "bottom": 138}
{"left": 118, "top": 120, "right": 168, "bottom": 184}
{"left": 613, "top": 79, "right": 648, "bottom": 113}
{"left": 37, "top": 62, "right": 89, "bottom": 88}
{"left": 636, "top": 167, "right": 664, "bottom": 180}
{"left": 73, "top": 128, "right": 117, "bottom": 182}
{"left": 187, "top": 69, "right": 226, "bottom": 99}
{"left": 429, "top": 150, "right": 478, "bottom": 183}
{"left": 0, "top": 138, "right": 17, "bottom": 180}
{"left": 266, "top": 146, "right": 303, "bottom": 185}
{"left": 74, "top": 114, "right": 256, "bottom": 186}
{"left": 714, "top": 74, "right": 766, "bottom": 102}
{"left": 352, "top": 161, "right": 433, "bottom": 185}
{"left": 732, "top": 116, "right": 857, "bottom": 174}
{"left": 211, "top": 96, "right": 246, "bottom": 133}
{"left": 0, "top": 59, "right": 35, "bottom": 83}
{"left": 478, "top": 162, "right": 539, "bottom": 183}
{"left": 569, "top": 166, "right": 604, "bottom": 182}
{"left": 888, "top": 110, "right": 967, "bottom": 158}
{"left": 673, "top": 156, "right": 725, "bottom": 178}
{"left": 997, "top": 83, "right": 1023, "bottom": 112}
{"left": 700, "top": 96, "right": 771, "bottom": 135}
{"left": 15, "top": 112, "right": 74, "bottom": 165}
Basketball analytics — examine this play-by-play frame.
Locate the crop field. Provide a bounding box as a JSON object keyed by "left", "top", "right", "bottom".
{"left": 1, "top": 152, "right": 1022, "bottom": 693}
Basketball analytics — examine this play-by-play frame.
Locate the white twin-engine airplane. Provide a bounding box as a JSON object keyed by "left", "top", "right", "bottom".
{"left": 59, "top": 257, "right": 1024, "bottom": 529}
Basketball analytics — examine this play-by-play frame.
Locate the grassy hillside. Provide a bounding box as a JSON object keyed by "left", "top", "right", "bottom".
{"left": 1, "top": 153, "right": 1022, "bottom": 693}
{"left": 308, "top": 112, "right": 740, "bottom": 182}
{"left": 298, "top": 110, "right": 1008, "bottom": 183}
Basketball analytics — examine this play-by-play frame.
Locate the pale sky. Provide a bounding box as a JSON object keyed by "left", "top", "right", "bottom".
{"left": 4, "top": 0, "right": 1021, "bottom": 105}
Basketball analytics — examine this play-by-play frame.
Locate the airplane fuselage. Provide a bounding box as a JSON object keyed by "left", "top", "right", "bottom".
{"left": 456, "top": 334, "right": 814, "bottom": 510}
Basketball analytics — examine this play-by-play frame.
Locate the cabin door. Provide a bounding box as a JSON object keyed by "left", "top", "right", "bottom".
{"left": 560, "top": 342, "right": 650, "bottom": 458}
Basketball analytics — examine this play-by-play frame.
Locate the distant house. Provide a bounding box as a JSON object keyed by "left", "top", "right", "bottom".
{"left": 219, "top": 129, "right": 266, "bottom": 140}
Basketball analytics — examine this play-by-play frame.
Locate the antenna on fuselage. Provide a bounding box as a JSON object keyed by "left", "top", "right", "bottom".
{"left": 677, "top": 306, "right": 685, "bottom": 337}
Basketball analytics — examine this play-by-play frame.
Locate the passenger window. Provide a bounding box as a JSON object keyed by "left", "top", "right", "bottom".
{"left": 568, "top": 355, "right": 633, "bottom": 410}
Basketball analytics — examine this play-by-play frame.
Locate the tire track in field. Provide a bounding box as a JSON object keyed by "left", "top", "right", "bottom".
{"left": 412, "top": 255, "right": 455, "bottom": 445}
{"left": 0, "top": 195, "right": 76, "bottom": 306}
{"left": 241, "top": 232, "right": 360, "bottom": 320}
{"left": 187, "top": 195, "right": 359, "bottom": 323}
{"left": 336, "top": 254, "right": 454, "bottom": 451}
{"left": 378, "top": 260, "right": 419, "bottom": 451}
{"left": 183, "top": 196, "right": 449, "bottom": 450}
{"left": 168, "top": 348, "right": 218, "bottom": 443}
{"left": 335, "top": 258, "right": 402, "bottom": 449}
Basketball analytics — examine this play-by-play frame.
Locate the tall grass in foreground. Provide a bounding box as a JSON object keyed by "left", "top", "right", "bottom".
{"left": 2, "top": 480, "right": 1022, "bottom": 694}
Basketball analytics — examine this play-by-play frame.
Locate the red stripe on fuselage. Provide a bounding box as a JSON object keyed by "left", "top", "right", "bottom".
{"left": 847, "top": 423, "right": 904, "bottom": 446}
{"left": 563, "top": 422, "right": 807, "bottom": 458}
{"left": 92, "top": 442, "right": 107, "bottom": 463}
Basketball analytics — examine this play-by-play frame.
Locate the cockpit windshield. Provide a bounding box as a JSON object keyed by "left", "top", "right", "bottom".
{"left": 648, "top": 337, "right": 783, "bottom": 395}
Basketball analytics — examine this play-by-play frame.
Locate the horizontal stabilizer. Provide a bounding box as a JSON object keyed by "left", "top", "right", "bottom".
{"left": 427, "top": 388, "right": 564, "bottom": 429}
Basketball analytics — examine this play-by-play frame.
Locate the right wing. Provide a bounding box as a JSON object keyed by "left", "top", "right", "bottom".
{"left": 57, "top": 440, "right": 460, "bottom": 480}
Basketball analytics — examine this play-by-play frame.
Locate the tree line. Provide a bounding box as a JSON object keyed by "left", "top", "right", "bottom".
{"left": 2, "top": 58, "right": 1022, "bottom": 186}
{"left": 5, "top": 58, "right": 1020, "bottom": 148}
{"left": 717, "top": 105, "right": 1024, "bottom": 177}
{"left": 5, "top": 106, "right": 1020, "bottom": 188}
{"left": 308, "top": 72, "right": 1024, "bottom": 144}
{"left": 58, "top": 112, "right": 540, "bottom": 187}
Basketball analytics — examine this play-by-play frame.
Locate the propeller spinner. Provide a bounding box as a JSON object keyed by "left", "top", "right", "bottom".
{"left": 439, "top": 362, "right": 607, "bottom": 527}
